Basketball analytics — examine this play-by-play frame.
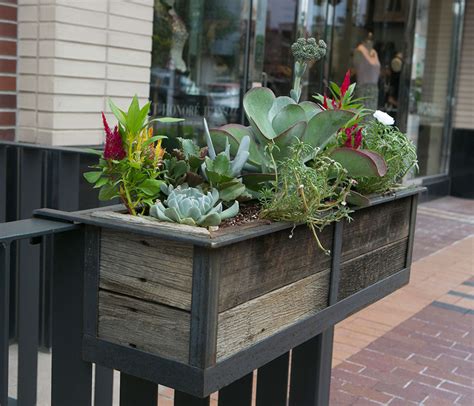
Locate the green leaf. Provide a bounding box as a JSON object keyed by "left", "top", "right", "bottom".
{"left": 83, "top": 148, "right": 103, "bottom": 156}
{"left": 272, "top": 121, "right": 307, "bottom": 160}
{"left": 299, "top": 101, "right": 323, "bottom": 121}
{"left": 329, "top": 148, "right": 388, "bottom": 177}
{"left": 143, "top": 135, "right": 167, "bottom": 148}
{"left": 271, "top": 104, "right": 307, "bottom": 135}
{"left": 241, "top": 172, "right": 275, "bottom": 191}
{"left": 108, "top": 99, "right": 127, "bottom": 127}
{"left": 179, "top": 138, "right": 200, "bottom": 157}
{"left": 83, "top": 171, "right": 102, "bottom": 183}
{"left": 98, "top": 183, "right": 118, "bottom": 201}
{"left": 93, "top": 177, "right": 109, "bottom": 188}
{"left": 346, "top": 190, "right": 371, "bottom": 207}
{"left": 138, "top": 179, "right": 163, "bottom": 196}
{"left": 304, "top": 110, "right": 354, "bottom": 150}
{"left": 243, "top": 87, "right": 276, "bottom": 140}
{"left": 126, "top": 95, "right": 141, "bottom": 134}
{"left": 218, "top": 181, "right": 246, "bottom": 202}
{"left": 155, "top": 117, "right": 185, "bottom": 123}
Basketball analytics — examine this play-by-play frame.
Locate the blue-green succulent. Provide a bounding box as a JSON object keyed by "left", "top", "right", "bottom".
{"left": 149, "top": 184, "right": 239, "bottom": 227}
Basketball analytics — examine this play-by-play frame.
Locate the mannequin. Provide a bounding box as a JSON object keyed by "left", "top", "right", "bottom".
{"left": 353, "top": 32, "right": 381, "bottom": 110}
{"left": 165, "top": 0, "right": 188, "bottom": 72}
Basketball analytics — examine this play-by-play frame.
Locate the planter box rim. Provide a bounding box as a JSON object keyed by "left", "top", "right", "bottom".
{"left": 34, "top": 186, "right": 425, "bottom": 248}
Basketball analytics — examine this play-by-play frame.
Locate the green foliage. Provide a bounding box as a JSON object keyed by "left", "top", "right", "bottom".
{"left": 210, "top": 88, "right": 354, "bottom": 172}
{"left": 149, "top": 184, "right": 239, "bottom": 227}
{"left": 260, "top": 142, "right": 353, "bottom": 254}
{"left": 354, "top": 120, "right": 418, "bottom": 194}
{"left": 84, "top": 96, "right": 182, "bottom": 215}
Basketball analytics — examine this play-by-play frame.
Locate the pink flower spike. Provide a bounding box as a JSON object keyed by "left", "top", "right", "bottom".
{"left": 341, "top": 69, "right": 351, "bottom": 96}
{"left": 101, "top": 112, "right": 113, "bottom": 138}
{"left": 104, "top": 124, "right": 126, "bottom": 160}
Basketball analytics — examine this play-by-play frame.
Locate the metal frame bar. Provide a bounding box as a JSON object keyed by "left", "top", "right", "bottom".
{"left": 119, "top": 373, "right": 157, "bottom": 406}
{"left": 0, "top": 242, "right": 10, "bottom": 406}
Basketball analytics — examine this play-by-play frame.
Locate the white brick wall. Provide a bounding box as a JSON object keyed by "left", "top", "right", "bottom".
{"left": 17, "top": 0, "right": 153, "bottom": 145}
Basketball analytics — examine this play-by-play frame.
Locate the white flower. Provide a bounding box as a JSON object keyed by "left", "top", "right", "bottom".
{"left": 373, "top": 110, "right": 395, "bottom": 126}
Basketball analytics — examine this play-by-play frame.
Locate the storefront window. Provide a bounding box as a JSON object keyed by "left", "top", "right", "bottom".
{"left": 406, "top": 0, "right": 455, "bottom": 177}
{"left": 150, "top": 0, "right": 251, "bottom": 130}
{"left": 326, "top": 0, "right": 410, "bottom": 116}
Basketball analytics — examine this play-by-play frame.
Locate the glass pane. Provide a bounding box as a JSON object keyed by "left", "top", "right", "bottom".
{"left": 406, "top": 0, "right": 454, "bottom": 176}
{"left": 260, "top": 0, "right": 299, "bottom": 96}
{"left": 149, "top": 0, "right": 251, "bottom": 132}
{"left": 327, "top": 0, "right": 411, "bottom": 115}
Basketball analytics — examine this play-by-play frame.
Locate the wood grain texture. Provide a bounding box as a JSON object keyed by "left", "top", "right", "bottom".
{"left": 98, "top": 290, "right": 190, "bottom": 363}
{"left": 217, "top": 225, "right": 333, "bottom": 312}
{"left": 216, "top": 269, "right": 330, "bottom": 361}
{"left": 342, "top": 197, "right": 411, "bottom": 261}
{"left": 91, "top": 210, "right": 211, "bottom": 237}
{"left": 338, "top": 237, "right": 409, "bottom": 300}
{"left": 100, "top": 229, "right": 193, "bottom": 310}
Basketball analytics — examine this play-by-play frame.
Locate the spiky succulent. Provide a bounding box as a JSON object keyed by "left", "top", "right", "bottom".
{"left": 149, "top": 184, "right": 239, "bottom": 227}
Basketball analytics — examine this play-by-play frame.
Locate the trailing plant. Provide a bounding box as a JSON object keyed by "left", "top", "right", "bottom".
{"left": 149, "top": 184, "right": 239, "bottom": 227}
{"left": 260, "top": 142, "right": 353, "bottom": 254}
{"left": 84, "top": 96, "right": 182, "bottom": 215}
{"left": 353, "top": 114, "right": 418, "bottom": 194}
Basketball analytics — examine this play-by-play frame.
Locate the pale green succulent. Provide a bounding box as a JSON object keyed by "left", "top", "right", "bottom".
{"left": 149, "top": 184, "right": 239, "bottom": 227}
{"left": 210, "top": 88, "right": 355, "bottom": 172}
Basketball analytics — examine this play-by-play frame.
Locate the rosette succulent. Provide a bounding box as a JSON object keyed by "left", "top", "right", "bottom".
{"left": 149, "top": 184, "right": 239, "bottom": 227}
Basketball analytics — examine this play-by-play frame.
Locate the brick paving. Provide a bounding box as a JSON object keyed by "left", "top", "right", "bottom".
{"left": 330, "top": 196, "right": 474, "bottom": 405}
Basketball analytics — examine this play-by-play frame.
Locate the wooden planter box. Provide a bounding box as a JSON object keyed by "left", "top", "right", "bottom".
{"left": 42, "top": 187, "right": 422, "bottom": 397}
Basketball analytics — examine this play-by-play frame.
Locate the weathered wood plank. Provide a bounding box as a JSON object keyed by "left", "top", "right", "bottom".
{"left": 98, "top": 290, "right": 190, "bottom": 363}
{"left": 342, "top": 197, "right": 411, "bottom": 260}
{"left": 90, "top": 210, "right": 211, "bottom": 237}
{"left": 100, "top": 229, "right": 193, "bottom": 310}
{"left": 338, "top": 237, "right": 409, "bottom": 300}
{"left": 217, "top": 225, "right": 333, "bottom": 312}
{"left": 216, "top": 269, "right": 330, "bottom": 361}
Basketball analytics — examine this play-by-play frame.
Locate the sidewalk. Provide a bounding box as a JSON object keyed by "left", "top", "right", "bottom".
{"left": 331, "top": 196, "right": 474, "bottom": 405}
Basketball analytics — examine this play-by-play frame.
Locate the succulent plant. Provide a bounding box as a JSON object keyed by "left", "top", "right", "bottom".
{"left": 149, "top": 184, "right": 239, "bottom": 227}
{"left": 203, "top": 118, "right": 250, "bottom": 177}
{"left": 210, "top": 88, "right": 355, "bottom": 172}
{"left": 290, "top": 38, "right": 327, "bottom": 102}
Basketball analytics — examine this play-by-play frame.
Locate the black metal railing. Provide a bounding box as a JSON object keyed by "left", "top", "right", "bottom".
{"left": 0, "top": 141, "right": 114, "bottom": 348}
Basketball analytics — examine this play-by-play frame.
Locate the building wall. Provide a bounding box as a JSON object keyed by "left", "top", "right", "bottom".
{"left": 453, "top": 0, "right": 474, "bottom": 130}
{"left": 0, "top": 0, "right": 17, "bottom": 141}
{"left": 16, "top": 0, "right": 153, "bottom": 146}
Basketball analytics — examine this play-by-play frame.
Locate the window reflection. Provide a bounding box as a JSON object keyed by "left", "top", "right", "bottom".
{"left": 150, "top": 0, "right": 250, "bottom": 129}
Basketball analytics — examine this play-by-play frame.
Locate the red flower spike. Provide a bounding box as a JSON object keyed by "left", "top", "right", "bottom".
{"left": 341, "top": 69, "right": 351, "bottom": 97}
{"left": 102, "top": 113, "right": 126, "bottom": 160}
{"left": 323, "top": 93, "right": 329, "bottom": 110}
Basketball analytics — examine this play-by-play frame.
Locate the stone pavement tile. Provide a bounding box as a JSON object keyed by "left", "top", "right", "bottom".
{"left": 330, "top": 302, "right": 474, "bottom": 405}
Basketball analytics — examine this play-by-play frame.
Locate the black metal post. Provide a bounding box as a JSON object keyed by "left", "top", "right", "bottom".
{"left": 119, "top": 373, "right": 157, "bottom": 406}
{"left": 94, "top": 365, "right": 114, "bottom": 406}
{"left": 218, "top": 373, "right": 253, "bottom": 406}
{"left": 51, "top": 229, "right": 92, "bottom": 406}
{"left": 0, "top": 242, "right": 10, "bottom": 406}
{"left": 255, "top": 352, "right": 289, "bottom": 406}
{"left": 288, "top": 221, "right": 343, "bottom": 406}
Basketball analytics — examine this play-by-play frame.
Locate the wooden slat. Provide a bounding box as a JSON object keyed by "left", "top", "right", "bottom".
{"left": 100, "top": 229, "right": 194, "bottom": 310}
{"left": 98, "top": 291, "right": 190, "bottom": 363}
{"left": 217, "top": 225, "right": 333, "bottom": 312}
{"left": 341, "top": 197, "right": 411, "bottom": 260}
{"left": 338, "top": 237, "right": 409, "bottom": 300}
{"left": 216, "top": 269, "right": 330, "bottom": 361}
